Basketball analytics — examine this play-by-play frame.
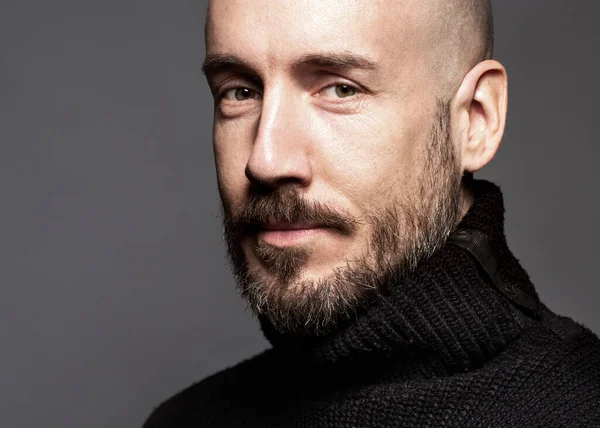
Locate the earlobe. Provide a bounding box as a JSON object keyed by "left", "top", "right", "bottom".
{"left": 454, "top": 60, "right": 508, "bottom": 173}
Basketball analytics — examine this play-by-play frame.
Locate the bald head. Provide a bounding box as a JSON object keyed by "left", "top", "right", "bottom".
{"left": 448, "top": 0, "right": 494, "bottom": 61}
{"left": 418, "top": 0, "right": 494, "bottom": 96}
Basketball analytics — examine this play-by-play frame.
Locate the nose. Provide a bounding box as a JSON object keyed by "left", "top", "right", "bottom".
{"left": 245, "top": 86, "right": 313, "bottom": 189}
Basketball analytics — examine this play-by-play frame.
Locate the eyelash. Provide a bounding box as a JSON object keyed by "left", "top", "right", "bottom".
{"left": 216, "top": 81, "right": 362, "bottom": 103}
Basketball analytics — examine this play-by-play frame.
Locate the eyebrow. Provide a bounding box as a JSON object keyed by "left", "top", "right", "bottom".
{"left": 201, "top": 51, "right": 379, "bottom": 78}
{"left": 201, "top": 53, "right": 247, "bottom": 78}
{"left": 291, "top": 52, "right": 378, "bottom": 71}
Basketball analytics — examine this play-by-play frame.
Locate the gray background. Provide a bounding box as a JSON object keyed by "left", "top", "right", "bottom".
{"left": 1, "top": 0, "right": 598, "bottom": 427}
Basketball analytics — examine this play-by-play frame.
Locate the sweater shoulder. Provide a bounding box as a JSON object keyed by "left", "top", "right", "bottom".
{"left": 142, "top": 348, "right": 274, "bottom": 428}
{"left": 516, "top": 312, "right": 600, "bottom": 415}
{"left": 521, "top": 315, "right": 600, "bottom": 424}
{"left": 537, "top": 308, "right": 600, "bottom": 359}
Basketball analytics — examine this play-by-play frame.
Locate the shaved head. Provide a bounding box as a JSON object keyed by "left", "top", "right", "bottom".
{"left": 426, "top": 0, "right": 494, "bottom": 95}
{"left": 442, "top": 0, "right": 494, "bottom": 61}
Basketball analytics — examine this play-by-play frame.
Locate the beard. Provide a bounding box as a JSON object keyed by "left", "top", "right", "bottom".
{"left": 221, "top": 99, "right": 463, "bottom": 336}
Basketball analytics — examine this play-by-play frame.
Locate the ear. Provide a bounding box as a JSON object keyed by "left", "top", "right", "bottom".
{"left": 451, "top": 60, "right": 508, "bottom": 173}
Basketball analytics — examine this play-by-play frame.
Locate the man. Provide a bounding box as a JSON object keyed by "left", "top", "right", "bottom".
{"left": 144, "top": 0, "right": 600, "bottom": 426}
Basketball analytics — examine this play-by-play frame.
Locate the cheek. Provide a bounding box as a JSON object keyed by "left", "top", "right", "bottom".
{"left": 312, "top": 107, "right": 423, "bottom": 209}
{"left": 213, "top": 120, "right": 254, "bottom": 211}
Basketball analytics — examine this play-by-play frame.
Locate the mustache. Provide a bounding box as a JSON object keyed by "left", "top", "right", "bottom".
{"left": 224, "top": 187, "right": 360, "bottom": 236}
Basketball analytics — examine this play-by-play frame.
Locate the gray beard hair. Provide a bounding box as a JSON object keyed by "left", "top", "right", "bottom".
{"left": 221, "top": 99, "right": 463, "bottom": 336}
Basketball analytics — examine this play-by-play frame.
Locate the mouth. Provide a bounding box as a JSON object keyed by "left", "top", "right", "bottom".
{"left": 256, "top": 221, "right": 329, "bottom": 247}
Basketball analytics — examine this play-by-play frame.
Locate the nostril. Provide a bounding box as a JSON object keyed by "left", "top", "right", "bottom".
{"left": 244, "top": 164, "right": 253, "bottom": 182}
{"left": 245, "top": 163, "right": 271, "bottom": 187}
{"left": 245, "top": 164, "right": 305, "bottom": 191}
{"left": 245, "top": 163, "right": 276, "bottom": 188}
{"left": 245, "top": 133, "right": 313, "bottom": 188}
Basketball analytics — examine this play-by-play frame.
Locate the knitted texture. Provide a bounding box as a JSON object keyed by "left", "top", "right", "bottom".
{"left": 143, "top": 181, "right": 600, "bottom": 427}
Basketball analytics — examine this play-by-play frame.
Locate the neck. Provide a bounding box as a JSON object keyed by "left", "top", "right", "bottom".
{"left": 458, "top": 174, "right": 475, "bottom": 225}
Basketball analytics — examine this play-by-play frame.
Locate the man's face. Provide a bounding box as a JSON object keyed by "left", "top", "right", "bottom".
{"left": 205, "top": 0, "right": 464, "bottom": 334}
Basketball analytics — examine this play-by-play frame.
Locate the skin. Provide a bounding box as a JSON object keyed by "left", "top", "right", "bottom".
{"left": 204, "top": 0, "right": 507, "bottom": 298}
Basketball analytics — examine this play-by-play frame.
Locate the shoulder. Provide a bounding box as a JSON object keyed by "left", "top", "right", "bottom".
{"left": 522, "top": 308, "right": 600, "bottom": 382}
{"left": 511, "top": 311, "right": 600, "bottom": 424}
{"left": 142, "top": 348, "right": 276, "bottom": 428}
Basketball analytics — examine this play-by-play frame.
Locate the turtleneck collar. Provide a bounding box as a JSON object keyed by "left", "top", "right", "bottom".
{"left": 260, "top": 180, "right": 541, "bottom": 374}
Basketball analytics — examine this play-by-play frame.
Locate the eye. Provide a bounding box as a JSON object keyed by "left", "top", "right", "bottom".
{"left": 222, "top": 87, "right": 259, "bottom": 101}
{"left": 321, "top": 84, "right": 358, "bottom": 99}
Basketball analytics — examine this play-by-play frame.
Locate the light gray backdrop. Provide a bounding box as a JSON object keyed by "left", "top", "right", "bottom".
{"left": 1, "top": 1, "right": 598, "bottom": 427}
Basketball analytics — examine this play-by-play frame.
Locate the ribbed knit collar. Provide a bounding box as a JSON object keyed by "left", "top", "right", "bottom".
{"left": 260, "top": 180, "right": 540, "bottom": 375}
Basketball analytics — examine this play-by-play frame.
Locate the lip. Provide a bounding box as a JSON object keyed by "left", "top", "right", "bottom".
{"left": 257, "top": 222, "right": 329, "bottom": 246}
{"left": 261, "top": 221, "right": 323, "bottom": 231}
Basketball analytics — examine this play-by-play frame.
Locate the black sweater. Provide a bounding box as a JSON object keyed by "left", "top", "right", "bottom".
{"left": 144, "top": 181, "right": 600, "bottom": 427}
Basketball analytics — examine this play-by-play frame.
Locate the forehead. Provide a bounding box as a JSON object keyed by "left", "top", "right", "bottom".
{"left": 206, "top": 0, "right": 424, "bottom": 69}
